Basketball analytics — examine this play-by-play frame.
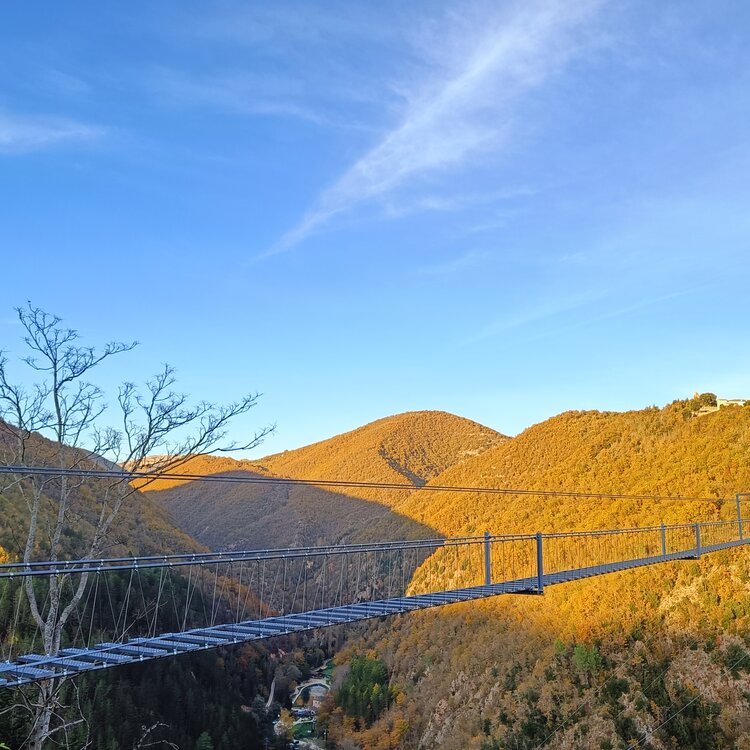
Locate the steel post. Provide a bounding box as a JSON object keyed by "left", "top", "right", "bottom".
{"left": 737, "top": 494, "right": 744, "bottom": 541}
{"left": 536, "top": 532, "right": 544, "bottom": 594}
{"left": 660, "top": 524, "right": 667, "bottom": 557}
{"left": 483, "top": 531, "right": 492, "bottom": 586}
{"left": 695, "top": 523, "right": 702, "bottom": 558}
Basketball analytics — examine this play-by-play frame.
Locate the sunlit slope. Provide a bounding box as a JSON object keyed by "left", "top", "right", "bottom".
{"left": 144, "top": 410, "right": 505, "bottom": 499}
{"left": 0, "top": 428, "right": 205, "bottom": 561}
{"left": 396, "top": 402, "right": 750, "bottom": 535}
{"left": 331, "top": 403, "right": 750, "bottom": 750}
{"left": 261, "top": 410, "right": 506, "bottom": 499}
{"left": 147, "top": 411, "right": 505, "bottom": 549}
{"left": 134, "top": 454, "right": 271, "bottom": 491}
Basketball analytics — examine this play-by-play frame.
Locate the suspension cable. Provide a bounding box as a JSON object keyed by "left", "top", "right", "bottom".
{"left": 0, "top": 464, "right": 737, "bottom": 503}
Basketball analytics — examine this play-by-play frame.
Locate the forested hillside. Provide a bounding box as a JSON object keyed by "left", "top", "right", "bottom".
{"left": 0, "top": 410, "right": 505, "bottom": 748}
{"left": 148, "top": 411, "right": 505, "bottom": 549}
{"left": 321, "top": 400, "right": 750, "bottom": 750}
{"left": 261, "top": 411, "right": 505, "bottom": 494}
{"left": 0, "top": 422, "right": 205, "bottom": 562}
{"left": 0, "top": 430, "right": 310, "bottom": 750}
{"left": 396, "top": 401, "right": 750, "bottom": 533}
{"left": 6, "top": 401, "right": 750, "bottom": 749}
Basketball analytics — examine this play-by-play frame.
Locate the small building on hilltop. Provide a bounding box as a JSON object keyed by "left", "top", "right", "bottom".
{"left": 692, "top": 394, "right": 748, "bottom": 417}
{"left": 717, "top": 398, "right": 748, "bottom": 408}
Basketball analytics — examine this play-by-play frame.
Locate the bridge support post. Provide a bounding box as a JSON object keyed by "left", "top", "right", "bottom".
{"left": 695, "top": 523, "right": 702, "bottom": 559}
{"left": 483, "top": 531, "right": 492, "bottom": 586}
{"left": 737, "top": 494, "right": 744, "bottom": 541}
{"left": 660, "top": 524, "right": 667, "bottom": 558}
{"left": 536, "top": 532, "right": 544, "bottom": 595}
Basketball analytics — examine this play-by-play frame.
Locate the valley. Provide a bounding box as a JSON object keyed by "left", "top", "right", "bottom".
{"left": 130, "top": 397, "right": 750, "bottom": 749}
{"left": 3, "top": 398, "right": 750, "bottom": 748}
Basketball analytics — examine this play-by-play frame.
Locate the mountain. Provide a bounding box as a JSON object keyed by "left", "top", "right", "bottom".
{"left": 320, "top": 400, "right": 750, "bottom": 750}
{"left": 397, "top": 401, "right": 750, "bottom": 535}
{"left": 261, "top": 410, "right": 505, "bottom": 494}
{"left": 10, "top": 401, "right": 750, "bottom": 749}
{"left": 0, "top": 429, "right": 205, "bottom": 562}
{"left": 147, "top": 411, "right": 506, "bottom": 550}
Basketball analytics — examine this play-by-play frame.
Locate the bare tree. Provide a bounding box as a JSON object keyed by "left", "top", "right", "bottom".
{"left": 0, "top": 304, "right": 273, "bottom": 749}
{"left": 133, "top": 722, "right": 179, "bottom": 750}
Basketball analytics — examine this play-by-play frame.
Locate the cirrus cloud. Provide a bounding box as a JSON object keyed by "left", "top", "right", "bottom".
{"left": 0, "top": 112, "right": 103, "bottom": 154}
{"left": 267, "top": 0, "right": 606, "bottom": 256}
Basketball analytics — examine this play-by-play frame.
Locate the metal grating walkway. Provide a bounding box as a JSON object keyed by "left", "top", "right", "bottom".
{"left": 1, "top": 537, "right": 740, "bottom": 689}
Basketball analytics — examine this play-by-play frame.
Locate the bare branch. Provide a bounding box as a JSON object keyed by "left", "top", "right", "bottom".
{"left": 133, "top": 722, "right": 179, "bottom": 750}
{"left": 0, "top": 303, "right": 271, "bottom": 747}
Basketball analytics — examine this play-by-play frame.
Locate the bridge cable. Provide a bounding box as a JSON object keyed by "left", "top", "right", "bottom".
{"left": 534, "top": 655, "right": 675, "bottom": 748}
{"left": 536, "top": 646, "right": 748, "bottom": 749}
{"left": 0, "top": 464, "right": 737, "bottom": 504}
{"left": 627, "top": 649, "right": 749, "bottom": 748}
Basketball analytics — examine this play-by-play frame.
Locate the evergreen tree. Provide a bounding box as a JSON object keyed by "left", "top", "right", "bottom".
{"left": 336, "top": 655, "right": 391, "bottom": 726}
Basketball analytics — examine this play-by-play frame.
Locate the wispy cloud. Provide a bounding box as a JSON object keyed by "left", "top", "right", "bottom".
{"left": 419, "top": 250, "right": 493, "bottom": 277}
{"left": 268, "top": 0, "right": 605, "bottom": 255}
{"left": 382, "top": 185, "right": 535, "bottom": 219}
{"left": 149, "top": 5, "right": 405, "bottom": 129}
{"left": 41, "top": 69, "right": 92, "bottom": 98}
{"left": 176, "top": 3, "right": 399, "bottom": 50}
{"left": 147, "top": 68, "right": 329, "bottom": 125}
{"left": 0, "top": 112, "right": 103, "bottom": 154}
{"left": 462, "top": 289, "right": 607, "bottom": 346}
{"left": 515, "top": 288, "right": 699, "bottom": 348}
{"left": 464, "top": 211, "right": 519, "bottom": 235}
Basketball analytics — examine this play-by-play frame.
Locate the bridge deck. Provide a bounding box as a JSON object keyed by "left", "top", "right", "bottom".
{"left": 1, "top": 537, "right": 742, "bottom": 688}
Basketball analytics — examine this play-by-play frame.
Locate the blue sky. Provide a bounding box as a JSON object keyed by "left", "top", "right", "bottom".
{"left": 1, "top": 0, "right": 749, "bottom": 457}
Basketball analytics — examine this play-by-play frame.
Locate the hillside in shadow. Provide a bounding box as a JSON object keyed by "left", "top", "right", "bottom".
{"left": 146, "top": 410, "right": 504, "bottom": 549}
{"left": 0, "top": 427, "right": 293, "bottom": 750}
{"left": 152, "top": 469, "right": 439, "bottom": 550}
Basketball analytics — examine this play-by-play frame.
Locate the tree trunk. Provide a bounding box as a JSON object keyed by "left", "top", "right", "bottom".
{"left": 28, "top": 680, "right": 57, "bottom": 750}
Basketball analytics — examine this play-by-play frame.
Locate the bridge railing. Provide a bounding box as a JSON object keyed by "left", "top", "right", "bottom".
{"left": 1, "top": 518, "right": 748, "bottom": 680}
{"left": 697, "top": 519, "right": 743, "bottom": 551}
{"left": 541, "top": 519, "right": 745, "bottom": 585}
{"left": 0, "top": 535, "right": 503, "bottom": 666}
{"left": 407, "top": 534, "right": 537, "bottom": 595}
{"left": 0, "top": 532, "right": 546, "bottom": 668}
{"left": 543, "top": 525, "right": 666, "bottom": 577}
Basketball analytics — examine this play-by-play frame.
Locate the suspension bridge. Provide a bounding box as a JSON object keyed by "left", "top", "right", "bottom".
{"left": 1, "top": 514, "right": 747, "bottom": 689}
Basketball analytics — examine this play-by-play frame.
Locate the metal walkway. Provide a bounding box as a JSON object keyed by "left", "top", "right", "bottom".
{"left": 1, "top": 530, "right": 743, "bottom": 688}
